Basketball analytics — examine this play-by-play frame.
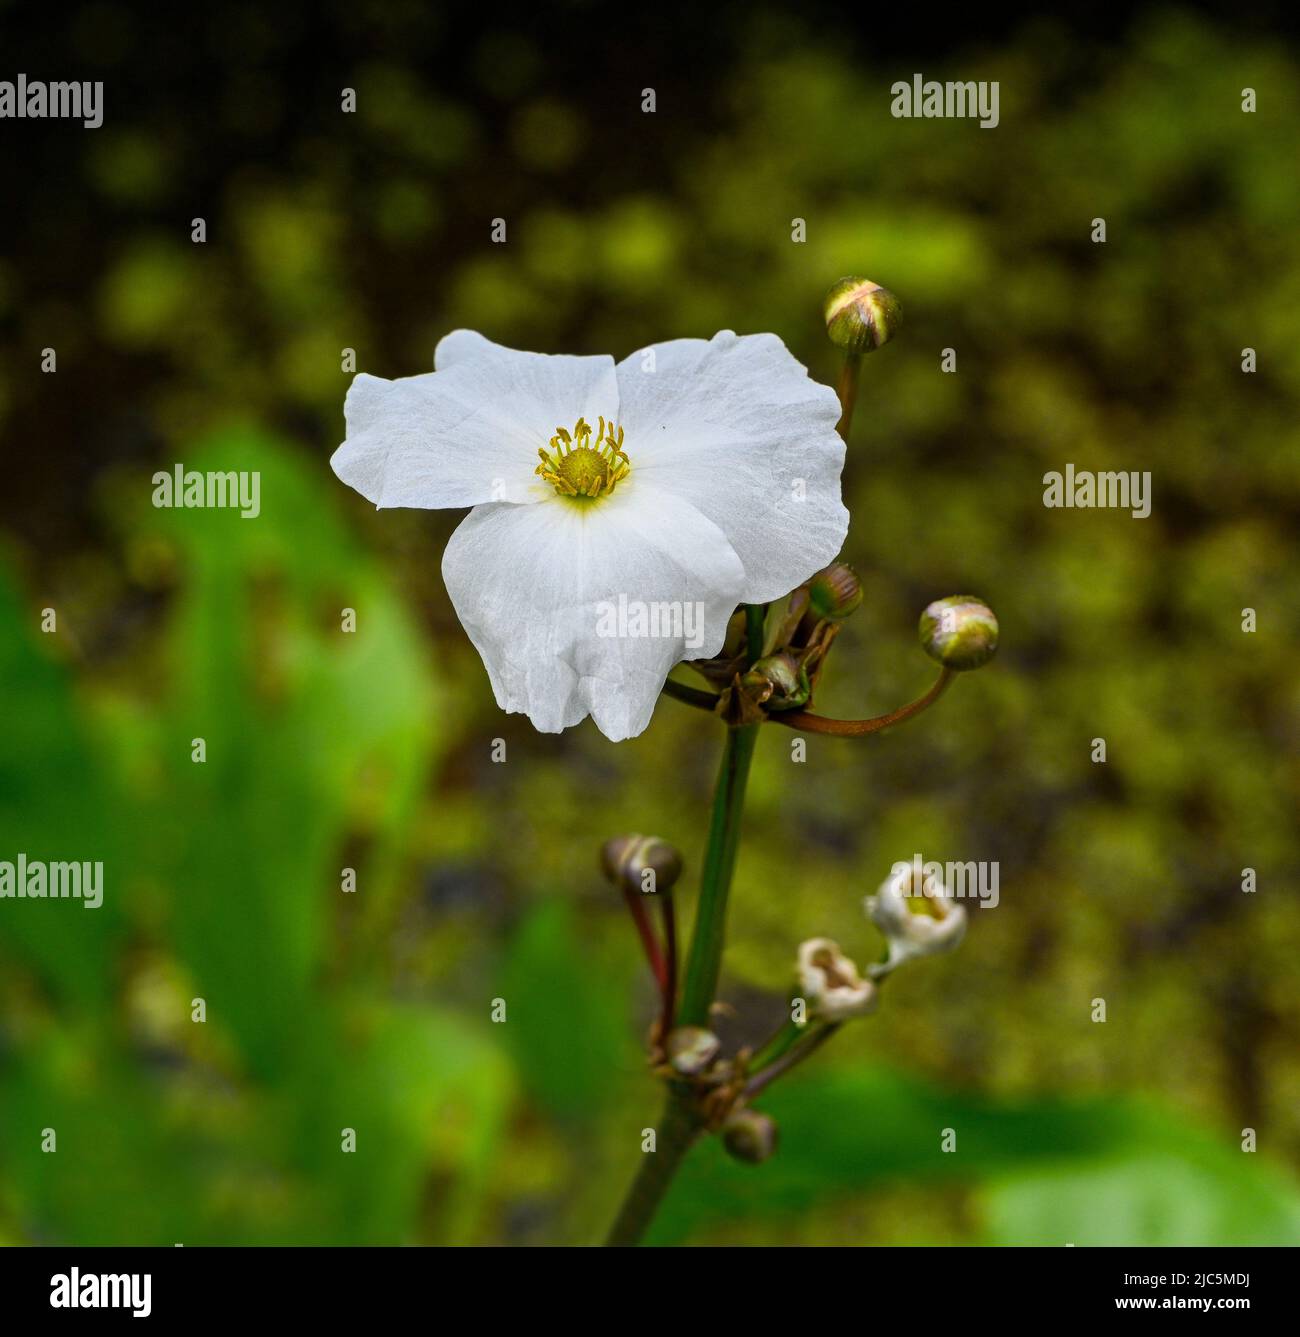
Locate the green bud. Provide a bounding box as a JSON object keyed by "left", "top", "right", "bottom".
{"left": 665, "top": 1026, "right": 721, "bottom": 1076}
{"left": 722, "top": 1109, "right": 778, "bottom": 1164}
{"left": 823, "top": 277, "right": 902, "bottom": 353}
{"left": 740, "top": 652, "right": 810, "bottom": 711}
{"left": 600, "top": 834, "right": 683, "bottom": 895}
{"left": 919, "top": 596, "right": 999, "bottom": 671}
{"left": 807, "top": 562, "right": 863, "bottom": 621}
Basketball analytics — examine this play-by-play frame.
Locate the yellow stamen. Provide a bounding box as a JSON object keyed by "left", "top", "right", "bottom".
{"left": 536, "top": 414, "right": 630, "bottom": 500}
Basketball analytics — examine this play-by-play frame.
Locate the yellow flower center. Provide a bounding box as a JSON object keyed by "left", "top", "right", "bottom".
{"left": 536, "top": 416, "right": 630, "bottom": 500}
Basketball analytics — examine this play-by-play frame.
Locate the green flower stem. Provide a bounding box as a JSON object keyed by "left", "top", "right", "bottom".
{"left": 746, "top": 1014, "right": 807, "bottom": 1073}
{"left": 745, "top": 1022, "right": 841, "bottom": 1099}
{"left": 604, "top": 1084, "right": 700, "bottom": 1247}
{"left": 835, "top": 352, "right": 863, "bottom": 440}
{"left": 660, "top": 678, "right": 720, "bottom": 712}
{"left": 604, "top": 694, "right": 762, "bottom": 1246}
{"left": 677, "top": 720, "right": 761, "bottom": 1027}
{"left": 745, "top": 602, "right": 767, "bottom": 660}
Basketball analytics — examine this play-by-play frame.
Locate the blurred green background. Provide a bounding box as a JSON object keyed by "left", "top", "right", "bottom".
{"left": 1, "top": 2, "right": 1298, "bottom": 1245}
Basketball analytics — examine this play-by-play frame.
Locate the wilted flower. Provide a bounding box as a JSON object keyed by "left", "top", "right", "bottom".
{"left": 797, "top": 937, "right": 878, "bottom": 1020}
{"left": 864, "top": 864, "right": 967, "bottom": 971}
{"left": 332, "top": 330, "right": 848, "bottom": 740}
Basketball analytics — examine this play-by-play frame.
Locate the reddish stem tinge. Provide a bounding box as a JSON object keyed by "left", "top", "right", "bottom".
{"left": 769, "top": 668, "right": 953, "bottom": 736}
{"left": 621, "top": 886, "right": 668, "bottom": 993}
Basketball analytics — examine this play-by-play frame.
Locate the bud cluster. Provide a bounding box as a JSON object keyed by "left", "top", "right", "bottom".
{"left": 793, "top": 859, "right": 968, "bottom": 1035}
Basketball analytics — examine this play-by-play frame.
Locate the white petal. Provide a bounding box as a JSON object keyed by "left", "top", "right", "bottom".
{"left": 865, "top": 872, "right": 913, "bottom": 938}
{"left": 331, "top": 331, "right": 619, "bottom": 509}
{"left": 614, "top": 331, "right": 848, "bottom": 603}
{"left": 433, "top": 330, "right": 622, "bottom": 452}
{"left": 822, "top": 982, "right": 878, "bottom": 1020}
{"left": 441, "top": 483, "right": 746, "bottom": 740}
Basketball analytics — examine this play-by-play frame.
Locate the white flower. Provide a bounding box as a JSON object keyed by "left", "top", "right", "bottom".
{"left": 331, "top": 330, "right": 847, "bottom": 740}
{"left": 797, "top": 937, "right": 877, "bottom": 1021}
{"left": 864, "top": 864, "right": 967, "bottom": 972}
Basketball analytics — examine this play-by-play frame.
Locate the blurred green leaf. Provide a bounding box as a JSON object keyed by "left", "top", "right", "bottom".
{"left": 985, "top": 1154, "right": 1300, "bottom": 1246}
{"left": 499, "top": 901, "right": 633, "bottom": 1121}
{"left": 136, "top": 429, "right": 441, "bottom": 1076}
{"left": 283, "top": 1001, "right": 516, "bottom": 1245}
{"left": 642, "top": 1066, "right": 1300, "bottom": 1245}
{"left": 0, "top": 566, "right": 123, "bottom": 1004}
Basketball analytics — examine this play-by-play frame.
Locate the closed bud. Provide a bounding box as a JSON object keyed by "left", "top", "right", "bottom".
{"left": 722, "top": 1109, "right": 778, "bottom": 1164}
{"left": 601, "top": 834, "right": 683, "bottom": 895}
{"left": 740, "top": 652, "right": 810, "bottom": 711}
{"left": 823, "top": 277, "right": 902, "bottom": 353}
{"left": 665, "top": 1025, "right": 721, "bottom": 1076}
{"left": 807, "top": 562, "right": 863, "bottom": 621}
{"left": 919, "top": 596, "right": 998, "bottom": 671}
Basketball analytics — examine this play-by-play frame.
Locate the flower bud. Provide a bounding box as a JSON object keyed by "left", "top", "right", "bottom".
{"left": 740, "top": 652, "right": 810, "bottom": 711}
{"left": 722, "top": 1109, "right": 778, "bottom": 1164}
{"left": 864, "top": 862, "right": 966, "bottom": 970}
{"left": 919, "top": 596, "right": 998, "bottom": 671}
{"left": 823, "top": 277, "right": 902, "bottom": 353}
{"left": 807, "top": 562, "right": 863, "bottom": 621}
{"left": 665, "top": 1025, "right": 722, "bottom": 1076}
{"left": 600, "top": 834, "right": 683, "bottom": 896}
{"left": 797, "top": 937, "right": 878, "bottom": 1020}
